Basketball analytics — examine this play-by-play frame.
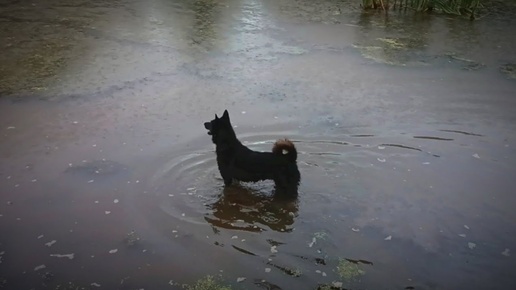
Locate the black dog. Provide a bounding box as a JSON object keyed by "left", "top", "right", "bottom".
{"left": 204, "top": 110, "right": 300, "bottom": 197}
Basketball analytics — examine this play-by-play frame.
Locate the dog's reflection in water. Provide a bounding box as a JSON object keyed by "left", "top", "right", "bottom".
{"left": 204, "top": 184, "right": 299, "bottom": 233}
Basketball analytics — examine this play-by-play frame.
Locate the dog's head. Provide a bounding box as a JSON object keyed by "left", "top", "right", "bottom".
{"left": 204, "top": 110, "right": 233, "bottom": 144}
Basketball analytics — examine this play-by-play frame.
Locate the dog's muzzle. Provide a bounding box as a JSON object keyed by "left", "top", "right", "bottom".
{"left": 204, "top": 122, "right": 212, "bottom": 135}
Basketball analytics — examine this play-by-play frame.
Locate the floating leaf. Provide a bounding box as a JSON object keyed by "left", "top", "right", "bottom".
{"left": 502, "top": 249, "right": 511, "bottom": 257}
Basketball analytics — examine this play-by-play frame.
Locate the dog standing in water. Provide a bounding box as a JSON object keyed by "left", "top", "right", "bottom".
{"left": 204, "top": 110, "right": 300, "bottom": 197}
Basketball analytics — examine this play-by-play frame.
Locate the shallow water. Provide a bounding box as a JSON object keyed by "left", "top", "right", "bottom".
{"left": 1, "top": 0, "right": 516, "bottom": 289}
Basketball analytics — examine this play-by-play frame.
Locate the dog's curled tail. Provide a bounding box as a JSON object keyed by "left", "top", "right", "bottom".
{"left": 272, "top": 139, "right": 297, "bottom": 162}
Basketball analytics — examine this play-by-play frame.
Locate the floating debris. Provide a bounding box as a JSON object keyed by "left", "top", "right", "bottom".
{"left": 384, "top": 235, "right": 392, "bottom": 241}
{"left": 468, "top": 242, "right": 476, "bottom": 249}
{"left": 237, "top": 277, "right": 246, "bottom": 283}
{"left": 231, "top": 236, "right": 238, "bottom": 239}
{"left": 45, "top": 240, "right": 56, "bottom": 247}
{"left": 34, "top": 265, "right": 46, "bottom": 271}
{"left": 265, "top": 268, "right": 271, "bottom": 273}
{"left": 270, "top": 246, "right": 278, "bottom": 253}
{"left": 502, "top": 249, "right": 511, "bottom": 257}
{"left": 108, "top": 249, "right": 118, "bottom": 254}
{"left": 50, "top": 253, "right": 74, "bottom": 259}
{"left": 308, "top": 237, "right": 317, "bottom": 248}
{"left": 351, "top": 227, "right": 360, "bottom": 232}
{"left": 500, "top": 63, "right": 516, "bottom": 79}
{"left": 125, "top": 231, "right": 140, "bottom": 246}
{"left": 472, "top": 154, "right": 480, "bottom": 159}
{"left": 91, "top": 283, "right": 101, "bottom": 287}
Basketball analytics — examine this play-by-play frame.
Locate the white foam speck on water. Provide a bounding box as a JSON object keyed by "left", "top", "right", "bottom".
{"left": 265, "top": 268, "right": 271, "bottom": 273}
{"left": 378, "top": 146, "right": 385, "bottom": 149}
{"left": 241, "top": 111, "right": 246, "bottom": 114}
{"left": 94, "top": 201, "right": 99, "bottom": 204}
{"left": 384, "top": 235, "right": 392, "bottom": 241}
{"left": 7, "top": 126, "right": 16, "bottom": 129}
{"left": 88, "top": 180, "right": 94, "bottom": 183}
{"left": 502, "top": 248, "right": 510, "bottom": 257}
{"left": 50, "top": 253, "right": 74, "bottom": 259}
{"left": 231, "top": 236, "right": 238, "bottom": 239}
{"left": 91, "top": 283, "right": 101, "bottom": 287}
{"left": 45, "top": 240, "right": 56, "bottom": 247}
{"left": 34, "top": 265, "right": 46, "bottom": 271}
{"left": 459, "top": 234, "right": 466, "bottom": 238}
{"left": 31, "top": 179, "right": 37, "bottom": 182}
{"left": 109, "top": 249, "right": 118, "bottom": 254}
{"left": 270, "top": 246, "right": 278, "bottom": 253}
{"left": 37, "top": 235, "right": 44, "bottom": 239}
{"left": 423, "top": 162, "right": 430, "bottom": 165}
{"left": 468, "top": 242, "right": 476, "bottom": 249}
{"left": 351, "top": 227, "right": 360, "bottom": 232}
{"left": 464, "top": 225, "right": 470, "bottom": 230}
{"left": 377, "top": 158, "right": 386, "bottom": 162}
{"left": 114, "top": 199, "right": 119, "bottom": 204}
{"left": 105, "top": 211, "right": 111, "bottom": 215}
{"left": 237, "top": 277, "right": 246, "bottom": 283}
{"left": 308, "top": 237, "right": 317, "bottom": 248}
{"left": 473, "top": 153, "right": 480, "bottom": 159}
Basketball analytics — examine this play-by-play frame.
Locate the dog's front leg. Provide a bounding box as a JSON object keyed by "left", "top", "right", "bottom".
{"left": 223, "top": 177, "right": 232, "bottom": 187}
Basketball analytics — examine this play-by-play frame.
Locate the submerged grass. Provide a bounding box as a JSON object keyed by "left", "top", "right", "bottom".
{"left": 361, "top": 0, "right": 482, "bottom": 18}
{"left": 184, "top": 275, "right": 232, "bottom": 290}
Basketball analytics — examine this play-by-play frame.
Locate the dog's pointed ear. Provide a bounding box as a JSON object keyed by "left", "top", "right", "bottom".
{"left": 215, "top": 114, "right": 219, "bottom": 120}
{"left": 222, "top": 110, "right": 229, "bottom": 120}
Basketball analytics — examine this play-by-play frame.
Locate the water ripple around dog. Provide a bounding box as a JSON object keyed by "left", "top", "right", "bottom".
{"left": 150, "top": 149, "right": 220, "bottom": 225}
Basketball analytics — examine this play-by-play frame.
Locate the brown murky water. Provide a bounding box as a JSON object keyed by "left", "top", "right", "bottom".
{"left": 1, "top": 0, "right": 516, "bottom": 289}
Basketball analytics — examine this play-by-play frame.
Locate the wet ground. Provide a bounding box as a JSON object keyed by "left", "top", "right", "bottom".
{"left": 1, "top": 0, "right": 516, "bottom": 289}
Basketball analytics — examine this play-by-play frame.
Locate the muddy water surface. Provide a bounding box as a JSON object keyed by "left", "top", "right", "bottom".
{"left": 1, "top": 0, "right": 516, "bottom": 289}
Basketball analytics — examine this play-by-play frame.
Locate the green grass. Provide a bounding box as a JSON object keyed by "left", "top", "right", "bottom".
{"left": 361, "top": 0, "right": 482, "bottom": 18}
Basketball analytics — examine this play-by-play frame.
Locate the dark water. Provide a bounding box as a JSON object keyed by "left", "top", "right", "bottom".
{"left": 1, "top": 0, "right": 516, "bottom": 289}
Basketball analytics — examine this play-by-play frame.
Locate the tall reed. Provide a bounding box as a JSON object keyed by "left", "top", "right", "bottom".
{"left": 362, "top": 0, "right": 482, "bottom": 18}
